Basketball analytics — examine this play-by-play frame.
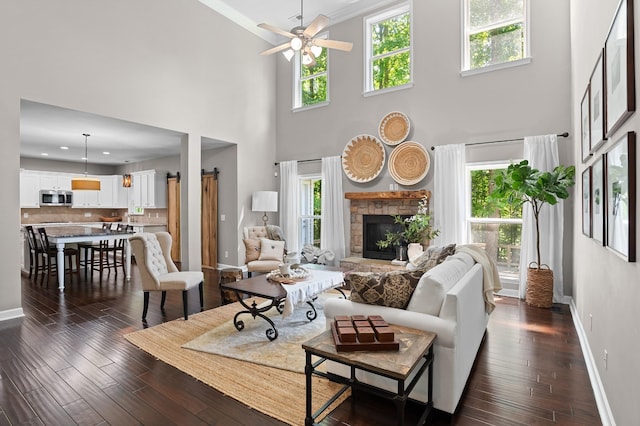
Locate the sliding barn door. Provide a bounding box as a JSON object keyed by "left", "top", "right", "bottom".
{"left": 166, "top": 173, "right": 181, "bottom": 263}
{"left": 201, "top": 170, "right": 218, "bottom": 268}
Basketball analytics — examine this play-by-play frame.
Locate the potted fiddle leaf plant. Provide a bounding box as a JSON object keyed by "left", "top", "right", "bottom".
{"left": 490, "top": 160, "right": 575, "bottom": 308}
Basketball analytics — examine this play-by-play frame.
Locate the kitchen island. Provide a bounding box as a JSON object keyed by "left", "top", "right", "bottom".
{"left": 43, "top": 225, "right": 135, "bottom": 291}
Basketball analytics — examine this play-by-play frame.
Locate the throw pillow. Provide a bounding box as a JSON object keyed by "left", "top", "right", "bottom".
{"left": 410, "top": 243, "right": 456, "bottom": 271}
{"left": 258, "top": 238, "right": 285, "bottom": 261}
{"left": 347, "top": 269, "right": 424, "bottom": 309}
{"left": 243, "top": 238, "right": 261, "bottom": 262}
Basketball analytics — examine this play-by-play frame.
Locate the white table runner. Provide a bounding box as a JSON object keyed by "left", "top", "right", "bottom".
{"left": 281, "top": 269, "right": 345, "bottom": 317}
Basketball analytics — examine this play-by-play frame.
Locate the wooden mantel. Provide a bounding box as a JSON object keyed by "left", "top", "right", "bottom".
{"left": 344, "top": 189, "right": 430, "bottom": 200}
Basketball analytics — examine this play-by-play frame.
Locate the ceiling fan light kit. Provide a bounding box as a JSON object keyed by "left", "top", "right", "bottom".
{"left": 258, "top": 0, "right": 353, "bottom": 67}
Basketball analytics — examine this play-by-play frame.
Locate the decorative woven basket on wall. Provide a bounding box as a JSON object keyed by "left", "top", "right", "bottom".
{"left": 525, "top": 263, "right": 554, "bottom": 308}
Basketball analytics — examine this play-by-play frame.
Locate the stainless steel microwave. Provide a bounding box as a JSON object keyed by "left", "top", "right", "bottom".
{"left": 39, "top": 190, "right": 73, "bottom": 206}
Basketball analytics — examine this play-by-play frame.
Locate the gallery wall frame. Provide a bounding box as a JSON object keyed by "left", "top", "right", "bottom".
{"left": 592, "top": 155, "right": 605, "bottom": 245}
{"left": 590, "top": 50, "right": 607, "bottom": 152}
{"left": 582, "top": 166, "right": 592, "bottom": 237}
{"left": 605, "top": 0, "right": 635, "bottom": 137}
{"left": 581, "top": 86, "right": 591, "bottom": 163}
{"left": 605, "top": 131, "right": 636, "bottom": 261}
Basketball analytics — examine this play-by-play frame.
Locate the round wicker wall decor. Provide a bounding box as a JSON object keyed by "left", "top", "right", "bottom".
{"left": 388, "top": 141, "right": 430, "bottom": 185}
{"left": 341, "top": 134, "right": 386, "bottom": 183}
{"left": 378, "top": 111, "right": 411, "bottom": 146}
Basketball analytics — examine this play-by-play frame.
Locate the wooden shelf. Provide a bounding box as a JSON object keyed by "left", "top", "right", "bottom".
{"left": 344, "top": 189, "right": 430, "bottom": 201}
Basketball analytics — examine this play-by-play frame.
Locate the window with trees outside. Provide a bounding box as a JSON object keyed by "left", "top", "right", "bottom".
{"left": 294, "top": 36, "right": 328, "bottom": 109}
{"left": 299, "top": 176, "right": 322, "bottom": 249}
{"left": 467, "top": 163, "right": 522, "bottom": 293}
{"left": 364, "top": 2, "right": 412, "bottom": 94}
{"left": 463, "top": 0, "right": 529, "bottom": 73}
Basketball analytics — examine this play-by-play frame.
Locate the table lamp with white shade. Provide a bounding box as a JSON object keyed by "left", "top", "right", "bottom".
{"left": 252, "top": 191, "right": 278, "bottom": 226}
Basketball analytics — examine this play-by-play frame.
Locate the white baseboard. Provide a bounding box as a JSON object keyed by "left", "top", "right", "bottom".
{"left": 568, "top": 297, "right": 616, "bottom": 426}
{"left": 0, "top": 307, "right": 25, "bottom": 322}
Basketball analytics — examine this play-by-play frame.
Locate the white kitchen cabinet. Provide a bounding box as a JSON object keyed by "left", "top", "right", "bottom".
{"left": 73, "top": 175, "right": 118, "bottom": 208}
{"left": 131, "top": 170, "right": 167, "bottom": 208}
{"left": 39, "top": 171, "right": 72, "bottom": 190}
{"left": 20, "top": 170, "right": 41, "bottom": 207}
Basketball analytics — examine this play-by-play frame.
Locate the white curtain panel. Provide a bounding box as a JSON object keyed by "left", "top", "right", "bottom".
{"left": 320, "top": 156, "right": 346, "bottom": 265}
{"left": 520, "top": 134, "right": 564, "bottom": 302}
{"left": 432, "top": 144, "right": 467, "bottom": 246}
{"left": 279, "top": 160, "right": 299, "bottom": 253}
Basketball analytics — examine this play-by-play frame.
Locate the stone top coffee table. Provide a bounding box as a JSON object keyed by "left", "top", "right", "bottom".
{"left": 219, "top": 265, "right": 346, "bottom": 341}
{"left": 302, "top": 323, "right": 436, "bottom": 425}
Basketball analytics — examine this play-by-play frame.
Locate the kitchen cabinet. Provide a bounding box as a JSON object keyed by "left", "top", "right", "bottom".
{"left": 131, "top": 170, "right": 167, "bottom": 208}
{"left": 73, "top": 175, "right": 118, "bottom": 208}
{"left": 20, "top": 171, "right": 41, "bottom": 207}
{"left": 39, "top": 172, "right": 72, "bottom": 191}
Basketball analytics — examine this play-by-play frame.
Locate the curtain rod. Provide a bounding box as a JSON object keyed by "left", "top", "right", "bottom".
{"left": 429, "top": 132, "right": 569, "bottom": 151}
{"left": 274, "top": 157, "right": 332, "bottom": 166}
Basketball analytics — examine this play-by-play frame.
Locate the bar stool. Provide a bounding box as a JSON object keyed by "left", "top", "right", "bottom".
{"left": 37, "top": 227, "right": 80, "bottom": 286}
{"left": 24, "top": 225, "right": 45, "bottom": 280}
{"left": 78, "top": 223, "right": 114, "bottom": 279}
{"left": 111, "top": 224, "right": 132, "bottom": 274}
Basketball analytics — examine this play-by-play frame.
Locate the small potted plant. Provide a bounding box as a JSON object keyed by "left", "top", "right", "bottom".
{"left": 376, "top": 195, "right": 439, "bottom": 260}
{"left": 490, "top": 160, "right": 575, "bottom": 308}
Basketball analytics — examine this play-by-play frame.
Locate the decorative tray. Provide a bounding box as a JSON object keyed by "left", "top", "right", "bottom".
{"left": 266, "top": 267, "right": 310, "bottom": 284}
{"left": 331, "top": 315, "right": 399, "bottom": 352}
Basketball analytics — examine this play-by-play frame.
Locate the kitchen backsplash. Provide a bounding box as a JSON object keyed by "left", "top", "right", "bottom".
{"left": 21, "top": 207, "right": 167, "bottom": 225}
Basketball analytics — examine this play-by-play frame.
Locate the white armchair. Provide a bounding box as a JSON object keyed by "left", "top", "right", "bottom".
{"left": 129, "top": 232, "right": 204, "bottom": 321}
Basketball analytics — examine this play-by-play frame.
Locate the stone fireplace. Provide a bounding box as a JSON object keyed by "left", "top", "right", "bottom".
{"left": 346, "top": 190, "right": 431, "bottom": 258}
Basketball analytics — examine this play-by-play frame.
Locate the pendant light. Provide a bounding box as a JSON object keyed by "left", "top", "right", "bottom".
{"left": 71, "top": 133, "right": 101, "bottom": 191}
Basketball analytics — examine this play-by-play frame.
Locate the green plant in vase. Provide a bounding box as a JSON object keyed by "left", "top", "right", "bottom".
{"left": 376, "top": 195, "right": 439, "bottom": 260}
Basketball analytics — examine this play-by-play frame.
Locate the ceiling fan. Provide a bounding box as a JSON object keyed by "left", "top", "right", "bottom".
{"left": 258, "top": 0, "right": 353, "bottom": 67}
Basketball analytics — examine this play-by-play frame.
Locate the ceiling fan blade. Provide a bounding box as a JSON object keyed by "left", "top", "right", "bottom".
{"left": 260, "top": 42, "right": 292, "bottom": 56}
{"left": 314, "top": 38, "right": 353, "bottom": 52}
{"left": 257, "top": 22, "right": 295, "bottom": 39}
{"left": 303, "top": 14, "right": 330, "bottom": 38}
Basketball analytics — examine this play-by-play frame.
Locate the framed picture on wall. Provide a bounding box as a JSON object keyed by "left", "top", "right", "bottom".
{"left": 592, "top": 155, "right": 605, "bottom": 244}
{"left": 590, "top": 50, "right": 606, "bottom": 152}
{"left": 581, "top": 86, "right": 591, "bottom": 162}
{"left": 605, "top": 131, "right": 636, "bottom": 261}
{"left": 605, "top": 0, "right": 635, "bottom": 137}
{"left": 582, "top": 167, "right": 592, "bottom": 237}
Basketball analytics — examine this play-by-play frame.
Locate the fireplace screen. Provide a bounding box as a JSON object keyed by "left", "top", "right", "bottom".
{"left": 363, "top": 214, "right": 410, "bottom": 260}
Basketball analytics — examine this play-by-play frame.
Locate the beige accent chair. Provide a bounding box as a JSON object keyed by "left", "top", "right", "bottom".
{"left": 129, "top": 232, "right": 204, "bottom": 321}
{"left": 243, "top": 226, "right": 284, "bottom": 276}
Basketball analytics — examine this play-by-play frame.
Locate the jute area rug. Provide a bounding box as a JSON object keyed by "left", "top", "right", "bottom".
{"left": 124, "top": 293, "right": 349, "bottom": 425}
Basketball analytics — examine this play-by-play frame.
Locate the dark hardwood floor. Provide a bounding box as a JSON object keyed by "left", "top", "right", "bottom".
{"left": 1, "top": 265, "right": 602, "bottom": 425}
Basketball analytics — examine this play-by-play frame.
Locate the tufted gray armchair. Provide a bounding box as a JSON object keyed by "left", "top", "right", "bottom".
{"left": 129, "top": 232, "right": 204, "bottom": 321}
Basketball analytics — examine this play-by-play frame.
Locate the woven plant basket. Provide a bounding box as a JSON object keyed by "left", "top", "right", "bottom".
{"left": 525, "top": 263, "right": 554, "bottom": 308}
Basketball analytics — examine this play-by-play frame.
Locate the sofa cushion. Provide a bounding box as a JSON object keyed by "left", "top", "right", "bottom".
{"left": 347, "top": 269, "right": 424, "bottom": 309}
{"left": 243, "top": 238, "right": 261, "bottom": 262}
{"left": 258, "top": 238, "right": 285, "bottom": 261}
{"left": 406, "top": 256, "right": 473, "bottom": 316}
{"left": 409, "top": 244, "right": 456, "bottom": 270}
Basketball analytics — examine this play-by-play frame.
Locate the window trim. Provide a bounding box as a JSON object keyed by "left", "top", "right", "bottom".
{"left": 293, "top": 33, "right": 330, "bottom": 111}
{"left": 461, "top": 0, "right": 531, "bottom": 73}
{"left": 363, "top": 0, "right": 413, "bottom": 94}
{"left": 297, "top": 174, "right": 322, "bottom": 249}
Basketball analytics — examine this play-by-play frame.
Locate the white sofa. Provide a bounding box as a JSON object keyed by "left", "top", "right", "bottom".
{"left": 323, "top": 251, "right": 488, "bottom": 414}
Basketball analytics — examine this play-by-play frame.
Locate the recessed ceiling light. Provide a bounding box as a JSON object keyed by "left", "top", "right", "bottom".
{"left": 81, "top": 156, "right": 87, "bottom": 160}
{"left": 60, "top": 146, "right": 69, "bottom": 150}
{"left": 41, "top": 153, "right": 49, "bottom": 156}
{"left": 102, "top": 151, "right": 110, "bottom": 155}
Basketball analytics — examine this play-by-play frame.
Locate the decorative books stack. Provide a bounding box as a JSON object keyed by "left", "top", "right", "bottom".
{"left": 331, "top": 315, "right": 400, "bottom": 352}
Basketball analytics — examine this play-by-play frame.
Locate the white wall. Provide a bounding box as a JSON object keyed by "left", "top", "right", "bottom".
{"left": 1, "top": 0, "right": 277, "bottom": 315}
{"left": 570, "top": 1, "right": 640, "bottom": 424}
{"left": 275, "top": 0, "right": 573, "bottom": 287}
